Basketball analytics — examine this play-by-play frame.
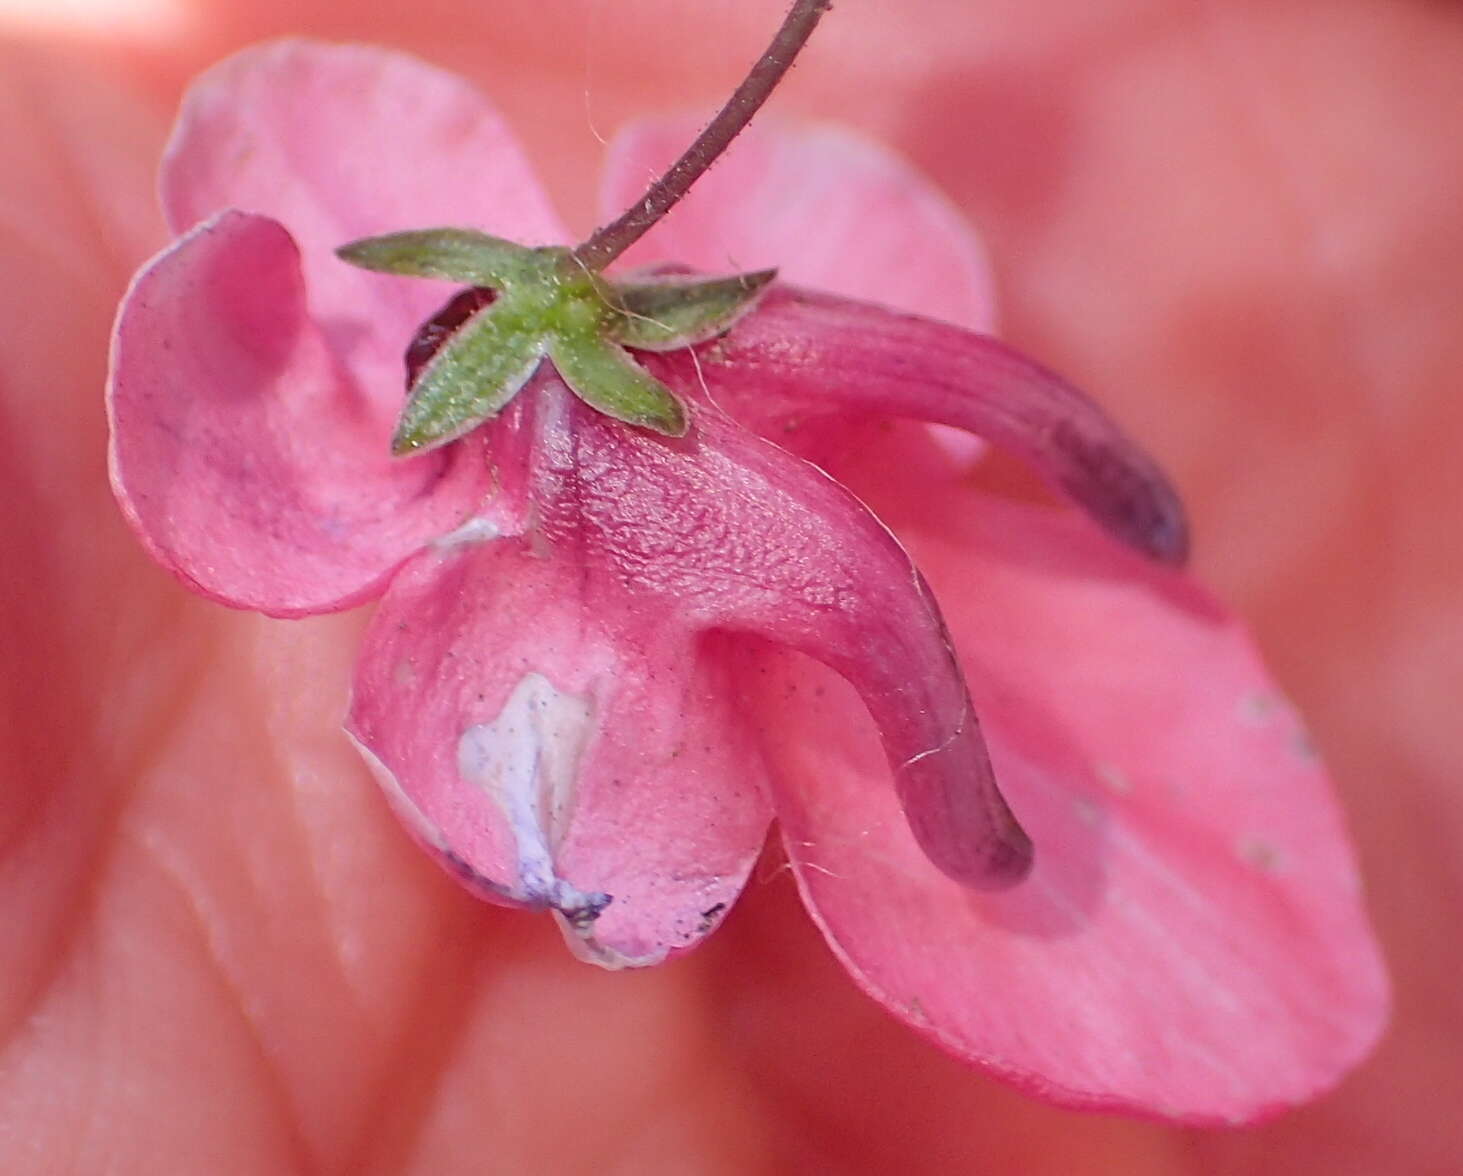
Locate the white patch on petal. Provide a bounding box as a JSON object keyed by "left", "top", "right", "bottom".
{"left": 924, "top": 422, "right": 987, "bottom": 470}
{"left": 457, "top": 674, "right": 607, "bottom": 918}
{"left": 433, "top": 515, "right": 501, "bottom": 550}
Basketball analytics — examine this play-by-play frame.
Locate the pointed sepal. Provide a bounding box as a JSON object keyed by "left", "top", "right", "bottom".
{"left": 550, "top": 335, "right": 688, "bottom": 436}
{"left": 338, "top": 228, "right": 546, "bottom": 288}
{"left": 393, "top": 305, "right": 547, "bottom": 454}
{"left": 605, "top": 270, "right": 777, "bottom": 352}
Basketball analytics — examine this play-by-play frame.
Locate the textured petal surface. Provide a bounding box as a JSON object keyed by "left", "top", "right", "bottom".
{"left": 161, "top": 39, "right": 568, "bottom": 405}
{"left": 647, "top": 286, "right": 1189, "bottom": 564}
{"left": 599, "top": 118, "right": 996, "bottom": 332}
{"left": 108, "top": 211, "right": 489, "bottom": 615}
{"left": 347, "top": 533, "right": 771, "bottom": 968}
{"left": 494, "top": 377, "right": 1030, "bottom": 886}
{"left": 748, "top": 489, "right": 1387, "bottom": 1121}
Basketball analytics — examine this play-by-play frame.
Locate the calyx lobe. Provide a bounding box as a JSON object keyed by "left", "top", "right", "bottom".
{"left": 338, "top": 228, "right": 776, "bottom": 451}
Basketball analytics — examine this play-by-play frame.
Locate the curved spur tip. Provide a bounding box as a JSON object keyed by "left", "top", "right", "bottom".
{"left": 974, "top": 826, "right": 1036, "bottom": 892}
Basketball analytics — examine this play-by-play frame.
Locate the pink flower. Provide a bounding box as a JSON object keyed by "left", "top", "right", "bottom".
{"left": 106, "top": 40, "right": 1385, "bottom": 1123}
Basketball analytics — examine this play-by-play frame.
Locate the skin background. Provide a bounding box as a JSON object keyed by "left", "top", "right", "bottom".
{"left": 1, "top": 0, "right": 1459, "bottom": 1171}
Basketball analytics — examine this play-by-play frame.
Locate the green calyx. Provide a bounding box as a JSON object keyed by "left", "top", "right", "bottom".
{"left": 337, "top": 228, "right": 775, "bottom": 455}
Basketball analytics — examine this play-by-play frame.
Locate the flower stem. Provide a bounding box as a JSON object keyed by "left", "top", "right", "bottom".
{"left": 571, "top": 0, "right": 833, "bottom": 271}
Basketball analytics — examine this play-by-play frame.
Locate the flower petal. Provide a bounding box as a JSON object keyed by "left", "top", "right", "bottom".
{"left": 748, "top": 493, "right": 1387, "bottom": 1121}
{"left": 509, "top": 377, "right": 1030, "bottom": 887}
{"left": 346, "top": 534, "right": 771, "bottom": 968}
{"left": 646, "top": 286, "right": 1189, "bottom": 564}
{"left": 161, "top": 39, "right": 567, "bottom": 401}
{"left": 107, "top": 211, "right": 490, "bottom": 615}
{"left": 599, "top": 118, "right": 996, "bottom": 331}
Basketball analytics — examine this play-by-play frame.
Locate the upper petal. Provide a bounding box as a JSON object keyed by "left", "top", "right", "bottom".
{"left": 107, "top": 211, "right": 490, "bottom": 616}
{"left": 646, "top": 287, "right": 1189, "bottom": 564}
{"left": 598, "top": 118, "right": 996, "bottom": 332}
{"left": 346, "top": 533, "right": 772, "bottom": 968}
{"left": 511, "top": 375, "right": 1030, "bottom": 887}
{"left": 161, "top": 39, "right": 568, "bottom": 403}
{"left": 749, "top": 494, "right": 1387, "bottom": 1122}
